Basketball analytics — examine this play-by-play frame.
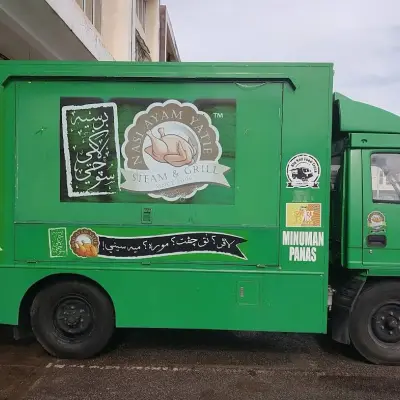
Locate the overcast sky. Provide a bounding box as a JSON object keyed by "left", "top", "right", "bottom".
{"left": 161, "top": 0, "right": 400, "bottom": 115}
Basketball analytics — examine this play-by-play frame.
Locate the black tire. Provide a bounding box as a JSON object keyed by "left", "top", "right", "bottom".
{"left": 30, "top": 280, "right": 115, "bottom": 359}
{"left": 349, "top": 281, "right": 400, "bottom": 365}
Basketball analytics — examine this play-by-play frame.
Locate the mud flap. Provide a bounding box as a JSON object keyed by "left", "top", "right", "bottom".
{"left": 331, "top": 276, "right": 366, "bottom": 345}
{"left": 13, "top": 325, "right": 33, "bottom": 341}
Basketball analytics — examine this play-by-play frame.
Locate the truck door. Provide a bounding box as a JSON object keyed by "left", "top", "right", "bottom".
{"left": 362, "top": 150, "right": 400, "bottom": 267}
{"left": 14, "top": 80, "right": 284, "bottom": 268}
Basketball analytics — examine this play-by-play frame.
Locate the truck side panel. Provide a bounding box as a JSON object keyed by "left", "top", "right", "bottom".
{"left": 0, "top": 63, "right": 333, "bottom": 334}
{"left": 15, "top": 81, "right": 282, "bottom": 266}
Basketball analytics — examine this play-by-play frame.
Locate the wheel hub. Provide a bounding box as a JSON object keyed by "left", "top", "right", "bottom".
{"left": 372, "top": 304, "right": 400, "bottom": 343}
{"left": 54, "top": 297, "right": 93, "bottom": 338}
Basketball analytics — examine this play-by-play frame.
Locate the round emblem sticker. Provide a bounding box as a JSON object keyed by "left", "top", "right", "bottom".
{"left": 286, "top": 153, "right": 321, "bottom": 189}
{"left": 70, "top": 228, "right": 99, "bottom": 258}
{"left": 121, "top": 99, "right": 231, "bottom": 202}
{"left": 367, "top": 211, "right": 386, "bottom": 233}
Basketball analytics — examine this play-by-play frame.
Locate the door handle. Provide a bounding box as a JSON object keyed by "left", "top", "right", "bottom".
{"left": 367, "top": 234, "right": 387, "bottom": 248}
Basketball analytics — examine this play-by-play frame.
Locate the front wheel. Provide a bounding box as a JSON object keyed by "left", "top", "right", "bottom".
{"left": 349, "top": 281, "right": 400, "bottom": 365}
{"left": 30, "top": 280, "right": 115, "bottom": 359}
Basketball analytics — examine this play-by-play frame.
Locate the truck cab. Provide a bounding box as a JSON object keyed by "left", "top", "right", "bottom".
{"left": 330, "top": 93, "right": 400, "bottom": 365}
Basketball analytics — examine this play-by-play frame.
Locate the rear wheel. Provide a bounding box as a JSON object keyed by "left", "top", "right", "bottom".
{"left": 349, "top": 281, "right": 400, "bottom": 365}
{"left": 30, "top": 280, "right": 115, "bottom": 359}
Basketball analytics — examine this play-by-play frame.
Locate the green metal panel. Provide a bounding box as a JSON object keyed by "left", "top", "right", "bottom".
{"left": 0, "top": 61, "right": 333, "bottom": 334}
{"left": 361, "top": 149, "right": 400, "bottom": 272}
{"left": 15, "top": 224, "right": 270, "bottom": 265}
{"left": 367, "top": 268, "right": 400, "bottom": 277}
{"left": 334, "top": 93, "right": 400, "bottom": 134}
{"left": 345, "top": 149, "right": 364, "bottom": 269}
{"left": 340, "top": 149, "right": 347, "bottom": 266}
{"left": 0, "top": 60, "right": 331, "bottom": 84}
{"left": 14, "top": 81, "right": 283, "bottom": 267}
{"left": 351, "top": 133, "right": 400, "bottom": 149}
{"left": 15, "top": 81, "right": 282, "bottom": 225}
{"left": 0, "top": 267, "right": 325, "bottom": 332}
{"left": 0, "top": 84, "right": 15, "bottom": 266}
{"left": 329, "top": 141, "right": 347, "bottom": 268}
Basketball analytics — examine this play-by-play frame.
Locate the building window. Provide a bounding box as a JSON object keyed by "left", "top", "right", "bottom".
{"left": 76, "top": 0, "right": 102, "bottom": 33}
{"left": 379, "top": 171, "right": 384, "bottom": 185}
{"left": 136, "top": 0, "right": 147, "bottom": 31}
{"left": 135, "top": 30, "right": 151, "bottom": 61}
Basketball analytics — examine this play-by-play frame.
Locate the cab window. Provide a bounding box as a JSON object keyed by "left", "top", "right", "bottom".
{"left": 371, "top": 153, "right": 400, "bottom": 203}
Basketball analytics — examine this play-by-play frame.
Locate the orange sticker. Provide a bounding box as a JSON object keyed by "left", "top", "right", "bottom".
{"left": 285, "top": 203, "right": 322, "bottom": 228}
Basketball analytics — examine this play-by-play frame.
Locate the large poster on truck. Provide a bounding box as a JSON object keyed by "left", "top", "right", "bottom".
{"left": 57, "top": 96, "right": 245, "bottom": 260}
{"left": 60, "top": 97, "right": 235, "bottom": 204}
{"left": 15, "top": 82, "right": 285, "bottom": 267}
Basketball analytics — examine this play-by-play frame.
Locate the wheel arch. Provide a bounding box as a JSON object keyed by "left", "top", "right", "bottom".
{"left": 331, "top": 275, "right": 400, "bottom": 345}
{"left": 17, "top": 273, "right": 115, "bottom": 334}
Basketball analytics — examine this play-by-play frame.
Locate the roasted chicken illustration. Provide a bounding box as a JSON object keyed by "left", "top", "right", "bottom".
{"left": 144, "top": 127, "right": 197, "bottom": 167}
{"left": 74, "top": 241, "right": 98, "bottom": 257}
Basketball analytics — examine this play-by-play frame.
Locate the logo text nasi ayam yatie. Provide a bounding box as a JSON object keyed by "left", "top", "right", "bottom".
{"left": 121, "top": 100, "right": 230, "bottom": 201}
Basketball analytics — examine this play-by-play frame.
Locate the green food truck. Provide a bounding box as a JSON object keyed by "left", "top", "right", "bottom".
{"left": 1, "top": 61, "right": 400, "bottom": 364}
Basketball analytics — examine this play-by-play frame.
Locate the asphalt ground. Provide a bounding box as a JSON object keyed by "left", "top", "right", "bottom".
{"left": 0, "top": 327, "right": 399, "bottom": 400}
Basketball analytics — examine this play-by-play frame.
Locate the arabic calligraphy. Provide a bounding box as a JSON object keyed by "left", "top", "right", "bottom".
{"left": 48, "top": 227, "right": 68, "bottom": 258}
{"left": 61, "top": 102, "right": 120, "bottom": 198}
{"left": 98, "top": 232, "right": 247, "bottom": 259}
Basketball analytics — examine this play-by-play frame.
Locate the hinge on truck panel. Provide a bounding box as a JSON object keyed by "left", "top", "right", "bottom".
{"left": 142, "top": 207, "right": 152, "bottom": 224}
{"left": 256, "top": 264, "right": 281, "bottom": 269}
{"left": 328, "top": 285, "right": 335, "bottom": 310}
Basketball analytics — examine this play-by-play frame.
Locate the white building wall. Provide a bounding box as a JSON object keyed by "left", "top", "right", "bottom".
{"left": 44, "top": 0, "right": 113, "bottom": 60}
{"left": 0, "top": 0, "right": 105, "bottom": 60}
{"left": 0, "top": 0, "right": 164, "bottom": 62}
{"left": 142, "top": 0, "right": 160, "bottom": 61}
{"left": 135, "top": 0, "right": 160, "bottom": 61}
{"left": 101, "top": 0, "right": 135, "bottom": 61}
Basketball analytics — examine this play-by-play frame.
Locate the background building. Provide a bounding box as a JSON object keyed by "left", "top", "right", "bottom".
{"left": 159, "top": 5, "right": 180, "bottom": 62}
{"left": 371, "top": 165, "right": 400, "bottom": 201}
{"left": 0, "top": 0, "right": 179, "bottom": 61}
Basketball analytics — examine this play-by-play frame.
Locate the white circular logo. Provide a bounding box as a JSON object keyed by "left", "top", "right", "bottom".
{"left": 286, "top": 153, "right": 321, "bottom": 188}
{"left": 121, "top": 100, "right": 230, "bottom": 202}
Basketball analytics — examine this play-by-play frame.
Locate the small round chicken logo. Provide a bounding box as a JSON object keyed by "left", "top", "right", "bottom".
{"left": 121, "top": 100, "right": 230, "bottom": 202}
{"left": 367, "top": 211, "right": 386, "bottom": 233}
{"left": 70, "top": 228, "right": 99, "bottom": 258}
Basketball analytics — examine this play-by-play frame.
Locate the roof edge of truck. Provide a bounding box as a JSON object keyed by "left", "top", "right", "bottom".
{"left": 0, "top": 61, "right": 333, "bottom": 87}
{"left": 334, "top": 92, "right": 400, "bottom": 134}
